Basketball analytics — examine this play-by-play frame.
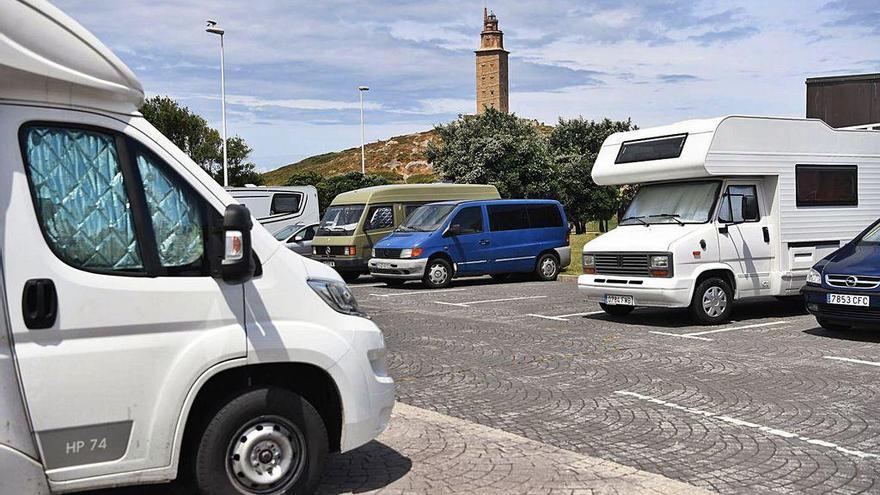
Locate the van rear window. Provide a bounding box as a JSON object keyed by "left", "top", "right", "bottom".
{"left": 615, "top": 134, "right": 687, "bottom": 164}
{"left": 796, "top": 165, "right": 858, "bottom": 207}
{"left": 488, "top": 204, "right": 529, "bottom": 231}
{"left": 527, "top": 204, "right": 563, "bottom": 228}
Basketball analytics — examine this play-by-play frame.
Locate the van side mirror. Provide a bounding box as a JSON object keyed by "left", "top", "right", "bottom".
{"left": 742, "top": 196, "right": 759, "bottom": 221}
{"left": 293, "top": 234, "right": 304, "bottom": 242}
{"left": 222, "top": 204, "right": 255, "bottom": 284}
{"left": 444, "top": 224, "right": 462, "bottom": 237}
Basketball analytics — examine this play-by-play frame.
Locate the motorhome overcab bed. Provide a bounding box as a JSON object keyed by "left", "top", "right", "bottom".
{"left": 0, "top": 1, "right": 393, "bottom": 494}
{"left": 228, "top": 186, "right": 319, "bottom": 234}
{"left": 578, "top": 116, "right": 880, "bottom": 324}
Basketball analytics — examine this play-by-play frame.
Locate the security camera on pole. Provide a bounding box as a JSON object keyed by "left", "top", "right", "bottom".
{"left": 206, "top": 20, "right": 228, "bottom": 187}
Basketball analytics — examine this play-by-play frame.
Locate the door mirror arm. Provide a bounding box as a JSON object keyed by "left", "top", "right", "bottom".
{"left": 444, "top": 224, "right": 462, "bottom": 237}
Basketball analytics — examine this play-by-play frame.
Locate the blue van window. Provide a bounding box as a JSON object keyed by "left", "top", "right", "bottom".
{"left": 527, "top": 204, "right": 563, "bottom": 228}
{"left": 450, "top": 206, "right": 483, "bottom": 234}
{"left": 488, "top": 204, "right": 529, "bottom": 231}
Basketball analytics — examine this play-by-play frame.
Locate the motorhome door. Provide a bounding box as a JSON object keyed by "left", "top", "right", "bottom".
{"left": 716, "top": 180, "right": 773, "bottom": 297}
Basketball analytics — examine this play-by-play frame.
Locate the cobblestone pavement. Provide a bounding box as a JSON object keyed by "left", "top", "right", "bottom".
{"left": 350, "top": 276, "right": 880, "bottom": 494}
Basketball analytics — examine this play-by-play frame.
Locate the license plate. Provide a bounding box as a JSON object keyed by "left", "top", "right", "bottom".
{"left": 605, "top": 295, "right": 634, "bottom": 306}
{"left": 376, "top": 262, "right": 392, "bottom": 269}
{"left": 322, "top": 261, "right": 335, "bottom": 267}
{"left": 827, "top": 293, "right": 869, "bottom": 306}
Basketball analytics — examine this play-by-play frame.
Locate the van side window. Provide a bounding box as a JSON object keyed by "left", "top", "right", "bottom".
{"left": 135, "top": 150, "right": 206, "bottom": 271}
{"left": 365, "top": 206, "right": 393, "bottom": 230}
{"left": 488, "top": 204, "right": 529, "bottom": 231}
{"left": 22, "top": 126, "right": 144, "bottom": 272}
{"left": 796, "top": 165, "right": 858, "bottom": 207}
{"left": 270, "top": 193, "right": 302, "bottom": 215}
{"left": 718, "top": 185, "right": 759, "bottom": 223}
{"left": 527, "top": 204, "right": 563, "bottom": 228}
{"left": 450, "top": 207, "right": 483, "bottom": 234}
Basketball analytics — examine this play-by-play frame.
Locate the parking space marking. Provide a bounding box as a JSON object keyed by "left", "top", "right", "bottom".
{"left": 824, "top": 356, "right": 880, "bottom": 368}
{"left": 434, "top": 295, "right": 546, "bottom": 307}
{"left": 615, "top": 390, "right": 879, "bottom": 460}
{"left": 650, "top": 320, "right": 787, "bottom": 341}
{"left": 527, "top": 311, "right": 605, "bottom": 321}
{"left": 369, "top": 288, "right": 468, "bottom": 298}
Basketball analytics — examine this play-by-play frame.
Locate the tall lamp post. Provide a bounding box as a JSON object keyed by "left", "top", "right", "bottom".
{"left": 206, "top": 20, "right": 228, "bottom": 187}
{"left": 358, "top": 86, "right": 370, "bottom": 175}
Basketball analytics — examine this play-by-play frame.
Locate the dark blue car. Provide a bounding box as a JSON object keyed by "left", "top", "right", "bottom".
{"left": 802, "top": 218, "right": 880, "bottom": 330}
{"left": 367, "top": 199, "right": 571, "bottom": 288}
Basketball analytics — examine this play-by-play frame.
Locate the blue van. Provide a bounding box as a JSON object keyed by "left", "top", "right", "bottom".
{"left": 368, "top": 199, "right": 571, "bottom": 288}
{"left": 802, "top": 218, "right": 880, "bottom": 330}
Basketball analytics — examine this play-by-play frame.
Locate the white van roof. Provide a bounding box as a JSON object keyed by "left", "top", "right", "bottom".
{"left": 0, "top": 0, "right": 144, "bottom": 114}
{"left": 592, "top": 116, "right": 880, "bottom": 185}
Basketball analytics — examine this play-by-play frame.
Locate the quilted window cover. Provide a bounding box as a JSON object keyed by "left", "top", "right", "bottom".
{"left": 25, "top": 127, "right": 143, "bottom": 270}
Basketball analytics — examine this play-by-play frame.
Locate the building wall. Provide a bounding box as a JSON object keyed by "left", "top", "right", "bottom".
{"left": 806, "top": 74, "right": 880, "bottom": 128}
{"left": 476, "top": 50, "right": 509, "bottom": 113}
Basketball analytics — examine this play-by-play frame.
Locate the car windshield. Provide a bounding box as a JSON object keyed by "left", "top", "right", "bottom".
{"left": 621, "top": 181, "right": 721, "bottom": 225}
{"left": 272, "top": 224, "right": 299, "bottom": 241}
{"left": 398, "top": 204, "right": 457, "bottom": 232}
{"left": 860, "top": 222, "right": 880, "bottom": 244}
{"left": 317, "top": 204, "right": 365, "bottom": 236}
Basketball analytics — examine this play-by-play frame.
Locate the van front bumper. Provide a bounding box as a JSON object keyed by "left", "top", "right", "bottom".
{"left": 312, "top": 256, "right": 368, "bottom": 273}
{"left": 577, "top": 274, "right": 693, "bottom": 308}
{"left": 368, "top": 258, "right": 427, "bottom": 280}
{"left": 802, "top": 284, "right": 880, "bottom": 327}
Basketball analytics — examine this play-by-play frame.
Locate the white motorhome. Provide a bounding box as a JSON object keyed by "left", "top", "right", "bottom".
{"left": 578, "top": 116, "right": 880, "bottom": 324}
{"left": 228, "top": 186, "right": 320, "bottom": 234}
{"left": 0, "top": 1, "right": 393, "bottom": 494}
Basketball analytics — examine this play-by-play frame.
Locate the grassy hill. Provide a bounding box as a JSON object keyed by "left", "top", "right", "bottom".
{"left": 263, "top": 129, "right": 439, "bottom": 185}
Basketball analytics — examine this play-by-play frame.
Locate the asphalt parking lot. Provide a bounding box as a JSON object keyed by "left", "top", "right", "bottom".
{"left": 90, "top": 274, "right": 880, "bottom": 494}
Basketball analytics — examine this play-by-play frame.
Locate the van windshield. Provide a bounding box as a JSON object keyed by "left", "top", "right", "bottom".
{"left": 622, "top": 181, "right": 720, "bottom": 225}
{"left": 398, "top": 204, "right": 457, "bottom": 232}
{"left": 273, "top": 224, "right": 299, "bottom": 241}
{"left": 317, "top": 205, "right": 365, "bottom": 236}
{"left": 860, "top": 223, "right": 880, "bottom": 244}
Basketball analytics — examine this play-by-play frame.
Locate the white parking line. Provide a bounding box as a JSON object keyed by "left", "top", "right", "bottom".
{"left": 649, "top": 320, "right": 787, "bottom": 341}
{"left": 527, "top": 311, "right": 605, "bottom": 321}
{"left": 435, "top": 296, "right": 547, "bottom": 308}
{"left": 824, "top": 356, "right": 880, "bottom": 368}
{"left": 370, "top": 288, "right": 468, "bottom": 298}
{"left": 615, "top": 390, "right": 879, "bottom": 460}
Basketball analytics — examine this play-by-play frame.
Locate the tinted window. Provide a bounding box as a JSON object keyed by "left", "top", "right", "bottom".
{"left": 527, "top": 204, "right": 563, "bottom": 228}
{"left": 23, "top": 126, "right": 143, "bottom": 272}
{"left": 796, "top": 165, "right": 858, "bottom": 207}
{"left": 616, "top": 134, "right": 687, "bottom": 164}
{"left": 718, "top": 185, "right": 758, "bottom": 223}
{"left": 365, "top": 205, "right": 394, "bottom": 230}
{"left": 450, "top": 206, "right": 483, "bottom": 234}
{"left": 300, "top": 225, "right": 317, "bottom": 241}
{"left": 488, "top": 204, "right": 529, "bottom": 231}
{"left": 136, "top": 150, "right": 205, "bottom": 271}
{"left": 270, "top": 193, "right": 302, "bottom": 215}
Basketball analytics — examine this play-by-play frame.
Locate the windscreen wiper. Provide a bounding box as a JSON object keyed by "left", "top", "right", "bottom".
{"left": 649, "top": 213, "right": 684, "bottom": 226}
{"left": 621, "top": 215, "right": 648, "bottom": 226}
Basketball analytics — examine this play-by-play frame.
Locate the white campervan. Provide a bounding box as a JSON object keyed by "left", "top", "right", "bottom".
{"left": 578, "top": 116, "right": 880, "bottom": 324}
{"left": 228, "top": 186, "right": 320, "bottom": 233}
{"left": 0, "top": 1, "right": 393, "bottom": 494}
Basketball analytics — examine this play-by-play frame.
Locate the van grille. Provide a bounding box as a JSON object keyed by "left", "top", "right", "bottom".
{"left": 313, "top": 246, "right": 347, "bottom": 256}
{"left": 594, "top": 253, "right": 651, "bottom": 277}
{"left": 374, "top": 248, "right": 403, "bottom": 259}
{"left": 826, "top": 274, "right": 880, "bottom": 290}
{"left": 818, "top": 304, "right": 880, "bottom": 320}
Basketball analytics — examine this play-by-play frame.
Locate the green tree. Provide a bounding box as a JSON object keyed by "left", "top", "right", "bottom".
{"left": 140, "top": 95, "right": 262, "bottom": 186}
{"left": 548, "top": 117, "right": 636, "bottom": 233}
{"left": 426, "top": 107, "right": 555, "bottom": 199}
{"left": 285, "top": 171, "right": 389, "bottom": 214}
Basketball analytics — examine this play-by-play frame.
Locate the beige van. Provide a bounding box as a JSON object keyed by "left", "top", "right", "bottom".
{"left": 312, "top": 184, "right": 500, "bottom": 281}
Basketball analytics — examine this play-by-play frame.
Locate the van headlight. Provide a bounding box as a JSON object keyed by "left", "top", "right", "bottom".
{"left": 649, "top": 254, "right": 672, "bottom": 277}
{"left": 806, "top": 268, "right": 822, "bottom": 285}
{"left": 582, "top": 254, "right": 596, "bottom": 274}
{"left": 307, "top": 279, "right": 367, "bottom": 317}
{"left": 400, "top": 247, "right": 423, "bottom": 258}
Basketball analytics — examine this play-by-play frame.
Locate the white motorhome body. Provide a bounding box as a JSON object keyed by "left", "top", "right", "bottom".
{"left": 228, "top": 186, "right": 319, "bottom": 234}
{"left": 579, "top": 116, "right": 880, "bottom": 324}
{"left": 0, "top": 1, "right": 393, "bottom": 493}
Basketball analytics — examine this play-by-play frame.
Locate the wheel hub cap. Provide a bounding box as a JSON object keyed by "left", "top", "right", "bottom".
{"left": 541, "top": 258, "right": 556, "bottom": 277}
{"left": 429, "top": 264, "right": 448, "bottom": 284}
{"left": 228, "top": 418, "right": 305, "bottom": 493}
{"left": 702, "top": 286, "right": 727, "bottom": 318}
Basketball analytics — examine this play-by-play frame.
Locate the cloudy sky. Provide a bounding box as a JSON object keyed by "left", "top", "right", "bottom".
{"left": 55, "top": 0, "right": 879, "bottom": 171}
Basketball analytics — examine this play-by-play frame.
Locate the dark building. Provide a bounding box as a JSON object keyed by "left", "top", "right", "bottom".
{"left": 806, "top": 73, "right": 880, "bottom": 129}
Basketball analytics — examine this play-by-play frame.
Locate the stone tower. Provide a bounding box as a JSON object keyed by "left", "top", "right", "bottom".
{"left": 475, "top": 8, "right": 509, "bottom": 114}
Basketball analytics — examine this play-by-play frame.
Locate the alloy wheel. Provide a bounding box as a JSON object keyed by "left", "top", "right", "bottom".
{"left": 702, "top": 286, "right": 728, "bottom": 318}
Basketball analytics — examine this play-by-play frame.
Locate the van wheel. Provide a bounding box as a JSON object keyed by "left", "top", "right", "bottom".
{"left": 690, "top": 277, "right": 733, "bottom": 325}
{"left": 193, "top": 387, "right": 328, "bottom": 495}
{"left": 423, "top": 258, "right": 452, "bottom": 289}
{"left": 600, "top": 303, "right": 634, "bottom": 316}
{"left": 817, "top": 318, "right": 850, "bottom": 332}
{"left": 340, "top": 272, "right": 360, "bottom": 283}
{"left": 534, "top": 253, "right": 559, "bottom": 281}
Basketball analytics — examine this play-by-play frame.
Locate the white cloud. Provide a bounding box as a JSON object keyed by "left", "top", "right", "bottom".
{"left": 223, "top": 94, "right": 383, "bottom": 111}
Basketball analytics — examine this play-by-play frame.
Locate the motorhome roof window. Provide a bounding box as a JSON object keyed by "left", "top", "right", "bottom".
{"left": 270, "top": 193, "right": 302, "bottom": 215}
{"left": 795, "top": 165, "right": 858, "bottom": 207}
{"left": 615, "top": 134, "right": 687, "bottom": 164}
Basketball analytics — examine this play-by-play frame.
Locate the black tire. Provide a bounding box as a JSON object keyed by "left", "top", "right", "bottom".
{"left": 818, "top": 318, "right": 850, "bottom": 332}
{"left": 600, "top": 303, "right": 634, "bottom": 316}
{"left": 534, "top": 253, "right": 560, "bottom": 281}
{"left": 491, "top": 273, "right": 511, "bottom": 282}
{"left": 192, "top": 387, "right": 328, "bottom": 495}
{"left": 422, "top": 257, "right": 452, "bottom": 289}
{"left": 385, "top": 279, "right": 406, "bottom": 287}
{"left": 690, "top": 277, "right": 734, "bottom": 325}
{"left": 340, "top": 271, "right": 360, "bottom": 283}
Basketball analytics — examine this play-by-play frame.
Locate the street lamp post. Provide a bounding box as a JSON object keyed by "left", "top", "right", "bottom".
{"left": 206, "top": 20, "right": 228, "bottom": 187}
{"left": 358, "top": 86, "right": 370, "bottom": 175}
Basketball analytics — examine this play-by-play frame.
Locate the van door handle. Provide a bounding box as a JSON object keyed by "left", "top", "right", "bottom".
{"left": 762, "top": 226, "right": 770, "bottom": 243}
{"left": 22, "top": 279, "right": 57, "bottom": 330}
{"left": 479, "top": 239, "right": 490, "bottom": 246}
